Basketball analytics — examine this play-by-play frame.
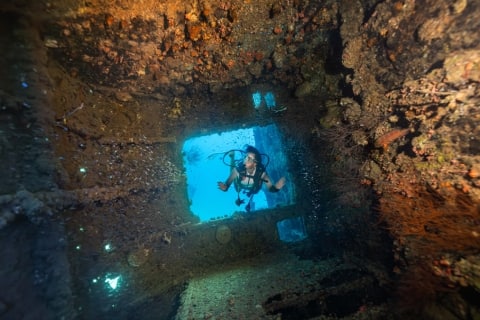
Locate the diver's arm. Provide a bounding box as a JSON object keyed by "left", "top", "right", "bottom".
{"left": 217, "top": 168, "right": 238, "bottom": 191}
{"left": 262, "top": 172, "right": 286, "bottom": 192}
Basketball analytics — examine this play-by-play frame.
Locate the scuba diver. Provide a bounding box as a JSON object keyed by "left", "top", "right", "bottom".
{"left": 217, "top": 145, "right": 286, "bottom": 212}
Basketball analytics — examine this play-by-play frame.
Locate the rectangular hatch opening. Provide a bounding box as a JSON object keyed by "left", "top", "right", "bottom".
{"left": 182, "top": 124, "right": 295, "bottom": 222}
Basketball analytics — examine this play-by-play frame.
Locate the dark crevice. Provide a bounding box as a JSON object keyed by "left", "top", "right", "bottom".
{"left": 362, "top": 1, "right": 384, "bottom": 25}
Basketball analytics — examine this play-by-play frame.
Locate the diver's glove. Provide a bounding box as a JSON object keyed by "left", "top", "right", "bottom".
{"left": 269, "top": 185, "right": 280, "bottom": 192}
{"left": 217, "top": 181, "right": 229, "bottom": 191}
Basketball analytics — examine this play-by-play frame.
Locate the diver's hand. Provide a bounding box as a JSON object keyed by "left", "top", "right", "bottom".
{"left": 275, "top": 177, "right": 286, "bottom": 190}
{"left": 217, "top": 181, "right": 229, "bottom": 191}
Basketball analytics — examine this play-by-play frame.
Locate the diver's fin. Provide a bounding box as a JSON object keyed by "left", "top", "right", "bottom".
{"left": 235, "top": 197, "right": 244, "bottom": 206}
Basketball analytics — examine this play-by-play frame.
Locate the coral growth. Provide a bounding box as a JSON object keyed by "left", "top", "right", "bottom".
{"left": 378, "top": 183, "right": 480, "bottom": 315}
{"left": 379, "top": 187, "right": 480, "bottom": 258}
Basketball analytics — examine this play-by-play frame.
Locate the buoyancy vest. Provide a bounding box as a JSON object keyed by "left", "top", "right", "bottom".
{"left": 235, "top": 163, "right": 266, "bottom": 196}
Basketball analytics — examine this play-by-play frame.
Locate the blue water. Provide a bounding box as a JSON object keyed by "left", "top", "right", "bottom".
{"left": 277, "top": 217, "right": 307, "bottom": 243}
{"left": 264, "top": 92, "right": 276, "bottom": 109}
{"left": 182, "top": 125, "right": 293, "bottom": 222}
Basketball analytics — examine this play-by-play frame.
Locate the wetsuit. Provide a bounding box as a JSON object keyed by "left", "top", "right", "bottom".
{"left": 234, "top": 162, "right": 266, "bottom": 196}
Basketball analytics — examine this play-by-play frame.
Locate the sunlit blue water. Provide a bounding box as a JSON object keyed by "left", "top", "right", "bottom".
{"left": 252, "top": 91, "right": 262, "bottom": 109}
{"left": 251, "top": 91, "right": 276, "bottom": 109}
{"left": 264, "top": 92, "right": 276, "bottom": 109}
{"left": 182, "top": 128, "right": 267, "bottom": 221}
{"left": 182, "top": 125, "right": 293, "bottom": 222}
